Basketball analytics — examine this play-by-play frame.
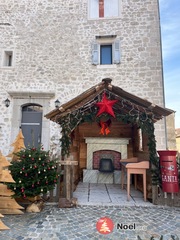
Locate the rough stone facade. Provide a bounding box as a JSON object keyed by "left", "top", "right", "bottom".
{"left": 0, "top": 0, "right": 170, "bottom": 155}
{"left": 166, "top": 114, "right": 176, "bottom": 150}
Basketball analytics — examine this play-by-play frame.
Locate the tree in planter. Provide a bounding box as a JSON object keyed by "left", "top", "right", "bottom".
{"left": 6, "top": 146, "right": 60, "bottom": 198}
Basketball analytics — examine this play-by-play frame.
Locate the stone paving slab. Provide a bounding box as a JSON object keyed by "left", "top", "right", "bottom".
{"left": 0, "top": 205, "right": 179, "bottom": 240}
{"left": 73, "top": 183, "right": 153, "bottom": 207}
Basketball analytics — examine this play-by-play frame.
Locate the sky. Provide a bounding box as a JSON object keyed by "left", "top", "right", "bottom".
{"left": 159, "top": 0, "right": 180, "bottom": 129}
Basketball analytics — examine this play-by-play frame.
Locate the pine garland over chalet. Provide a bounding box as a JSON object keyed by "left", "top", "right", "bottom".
{"left": 45, "top": 79, "right": 174, "bottom": 203}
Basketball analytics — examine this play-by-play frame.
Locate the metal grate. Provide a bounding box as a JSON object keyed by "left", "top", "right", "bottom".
{"left": 99, "top": 158, "right": 114, "bottom": 173}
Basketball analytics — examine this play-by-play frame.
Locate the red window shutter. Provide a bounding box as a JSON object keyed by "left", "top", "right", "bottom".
{"left": 99, "top": 0, "right": 104, "bottom": 17}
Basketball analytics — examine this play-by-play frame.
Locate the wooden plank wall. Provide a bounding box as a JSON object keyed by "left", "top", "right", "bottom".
{"left": 69, "top": 120, "right": 152, "bottom": 198}
{"left": 132, "top": 125, "right": 151, "bottom": 198}
{"left": 70, "top": 120, "right": 139, "bottom": 180}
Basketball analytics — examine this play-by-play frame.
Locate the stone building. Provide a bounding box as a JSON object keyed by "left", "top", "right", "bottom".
{"left": 175, "top": 128, "right": 180, "bottom": 157}
{"left": 0, "top": 0, "right": 174, "bottom": 156}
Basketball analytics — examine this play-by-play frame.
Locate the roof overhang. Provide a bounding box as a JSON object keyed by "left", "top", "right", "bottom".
{"left": 45, "top": 79, "right": 174, "bottom": 124}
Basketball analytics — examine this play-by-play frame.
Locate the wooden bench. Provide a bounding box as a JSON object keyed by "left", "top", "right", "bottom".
{"left": 120, "top": 157, "right": 149, "bottom": 201}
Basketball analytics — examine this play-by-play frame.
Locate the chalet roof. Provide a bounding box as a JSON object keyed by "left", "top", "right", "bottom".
{"left": 45, "top": 79, "right": 174, "bottom": 123}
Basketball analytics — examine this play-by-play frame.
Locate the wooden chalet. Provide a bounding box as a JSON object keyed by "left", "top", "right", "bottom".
{"left": 45, "top": 78, "right": 174, "bottom": 204}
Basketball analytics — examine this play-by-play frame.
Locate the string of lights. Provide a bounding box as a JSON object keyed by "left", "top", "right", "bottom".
{"left": 57, "top": 89, "right": 160, "bottom": 186}
{"left": 57, "top": 89, "right": 157, "bottom": 133}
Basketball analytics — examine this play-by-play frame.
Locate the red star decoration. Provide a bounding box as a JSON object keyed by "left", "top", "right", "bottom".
{"left": 96, "top": 93, "right": 118, "bottom": 118}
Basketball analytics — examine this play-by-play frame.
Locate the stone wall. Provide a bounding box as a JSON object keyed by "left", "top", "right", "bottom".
{"left": 0, "top": 0, "right": 169, "bottom": 155}
{"left": 166, "top": 113, "right": 176, "bottom": 150}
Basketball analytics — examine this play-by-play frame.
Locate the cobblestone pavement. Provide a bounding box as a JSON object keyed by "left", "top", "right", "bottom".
{"left": 0, "top": 204, "right": 180, "bottom": 240}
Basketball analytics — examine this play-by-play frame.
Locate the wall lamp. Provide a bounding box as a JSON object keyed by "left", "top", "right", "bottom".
{"left": 4, "top": 98, "right": 10, "bottom": 107}
{"left": 55, "top": 99, "right": 60, "bottom": 108}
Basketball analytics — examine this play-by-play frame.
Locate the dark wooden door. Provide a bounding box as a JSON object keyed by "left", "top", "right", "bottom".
{"left": 21, "top": 105, "right": 42, "bottom": 148}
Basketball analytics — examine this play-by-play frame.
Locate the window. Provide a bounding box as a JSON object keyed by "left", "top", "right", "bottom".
{"left": 92, "top": 38, "right": 120, "bottom": 65}
{"left": 138, "top": 128, "right": 143, "bottom": 151}
{"left": 100, "top": 45, "right": 112, "bottom": 64}
{"left": 89, "top": 0, "right": 120, "bottom": 19}
{"left": 3, "top": 50, "right": 13, "bottom": 67}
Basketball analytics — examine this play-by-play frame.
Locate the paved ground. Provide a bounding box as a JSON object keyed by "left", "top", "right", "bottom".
{"left": 73, "top": 183, "right": 154, "bottom": 206}
{"left": 0, "top": 183, "right": 180, "bottom": 240}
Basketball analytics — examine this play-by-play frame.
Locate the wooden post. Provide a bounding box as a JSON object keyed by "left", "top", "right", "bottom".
{"left": 66, "top": 164, "right": 71, "bottom": 200}
{"left": 58, "top": 158, "right": 78, "bottom": 208}
{"left": 55, "top": 164, "right": 61, "bottom": 201}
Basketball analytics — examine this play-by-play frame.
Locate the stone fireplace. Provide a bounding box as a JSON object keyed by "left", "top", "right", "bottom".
{"left": 83, "top": 137, "right": 130, "bottom": 184}
{"left": 93, "top": 150, "right": 121, "bottom": 170}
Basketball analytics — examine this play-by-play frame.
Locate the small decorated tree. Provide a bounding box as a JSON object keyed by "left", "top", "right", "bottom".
{"left": 6, "top": 146, "right": 59, "bottom": 198}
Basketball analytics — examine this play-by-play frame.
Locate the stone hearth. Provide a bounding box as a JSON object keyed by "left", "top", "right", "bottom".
{"left": 83, "top": 137, "right": 129, "bottom": 184}
{"left": 93, "top": 150, "right": 121, "bottom": 170}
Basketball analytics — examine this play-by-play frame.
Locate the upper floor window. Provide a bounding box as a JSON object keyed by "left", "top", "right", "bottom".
{"left": 89, "top": 0, "right": 120, "bottom": 19}
{"left": 100, "top": 45, "right": 112, "bottom": 64}
{"left": 2, "top": 50, "right": 14, "bottom": 67}
{"left": 92, "top": 36, "right": 121, "bottom": 65}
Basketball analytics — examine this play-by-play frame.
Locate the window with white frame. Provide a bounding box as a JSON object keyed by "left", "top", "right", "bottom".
{"left": 89, "top": 0, "right": 120, "bottom": 19}
{"left": 92, "top": 36, "right": 121, "bottom": 65}
{"left": 3, "top": 50, "right": 14, "bottom": 67}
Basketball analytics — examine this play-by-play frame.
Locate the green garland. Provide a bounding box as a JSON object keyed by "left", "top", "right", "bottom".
{"left": 59, "top": 110, "right": 160, "bottom": 185}
{"left": 141, "top": 118, "right": 160, "bottom": 185}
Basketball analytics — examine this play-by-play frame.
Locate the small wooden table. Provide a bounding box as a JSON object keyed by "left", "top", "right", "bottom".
{"left": 120, "top": 158, "right": 149, "bottom": 201}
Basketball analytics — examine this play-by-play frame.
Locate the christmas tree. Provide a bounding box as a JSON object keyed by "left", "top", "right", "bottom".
{"left": 0, "top": 213, "right": 9, "bottom": 230}
{"left": 0, "top": 152, "right": 10, "bottom": 230}
{"left": 6, "top": 146, "right": 59, "bottom": 198}
{"left": 0, "top": 152, "right": 24, "bottom": 230}
{"left": 7, "top": 129, "right": 25, "bottom": 161}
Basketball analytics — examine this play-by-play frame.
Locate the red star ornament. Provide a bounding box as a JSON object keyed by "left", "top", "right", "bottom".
{"left": 96, "top": 93, "right": 118, "bottom": 118}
